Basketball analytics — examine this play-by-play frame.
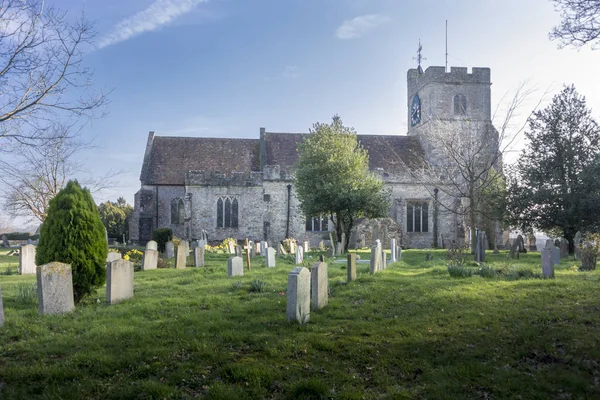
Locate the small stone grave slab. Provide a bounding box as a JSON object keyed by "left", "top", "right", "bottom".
{"left": 146, "top": 240, "right": 157, "bottom": 251}
{"left": 347, "top": 253, "right": 357, "bottom": 282}
{"left": 19, "top": 244, "right": 36, "bottom": 275}
{"left": 37, "top": 262, "right": 75, "bottom": 315}
{"left": 165, "top": 241, "right": 175, "bottom": 259}
{"left": 194, "top": 246, "right": 205, "bottom": 267}
{"left": 228, "top": 256, "right": 244, "bottom": 277}
{"left": 266, "top": 247, "right": 276, "bottom": 268}
{"left": 175, "top": 242, "right": 187, "bottom": 269}
{"left": 286, "top": 267, "right": 310, "bottom": 324}
{"left": 295, "top": 246, "right": 304, "bottom": 265}
{"left": 311, "top": 262, "right": 328, "bottom": 311}
{"left": 303, "top": 241, "right": 309, "bottom": 252}
{"left": 227, "top": 241, "right": 236, "bottom": 254}
{"left": 107, "top": 259, "right": 134, "bottom": 304}
{"left": 541, "top": 247, "right": 555, "bottom": 278}
{"left": 142, "top": 249, "right": 158, "bottom": 271}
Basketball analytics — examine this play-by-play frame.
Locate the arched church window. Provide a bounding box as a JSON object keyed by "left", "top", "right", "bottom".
{"left": 305, "top": 215, "right": 329, "bottom": 232}
{"left": 454, "top": 94, "right": 467, "bottom": 115}
{"left": 407, "top": 201, "right": 429, "bottom": 233}
{"left": 217, "top": 196, "right": 239, "bottom": 228}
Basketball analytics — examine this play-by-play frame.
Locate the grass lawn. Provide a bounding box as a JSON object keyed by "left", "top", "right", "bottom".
{"left": 0, "top": 248, "right": 599, "bottom": 399}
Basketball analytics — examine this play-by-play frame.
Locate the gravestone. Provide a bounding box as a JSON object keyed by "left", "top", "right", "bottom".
{"left": 286, "top": 267, "right": 310, "bottom": 324}
{"left": 0, "top": 286, "right": 4, "bottom": 327}
{"left": 311, "top": 262, "right": 328, "bottom": 310}
{"left": 165, "top": 241, "right": 175, "bottom": 259}
{"left": 290, "top": 240, "right": 297, "bottom": 255}
{"left": 347, "top": 253, "right": 357, "bottom": 282}
{"left": 243, "top": 239, "right": 252, "bottom": 270}
{"left": 295, "top": 246, "right": 304, "bottom": 265}
{"left": 198, "top": 239, "right": 206, "bottom": 249}
{"left": 560, "top": 238, "right": 569, "bottom": 258}
{"left": 261, "top": 241, "right": 269, "bottom": 255}
{"left": 19, "top": 244, "right": 36, "bottom": 275}
{"left": 146, "top": 240, "right": 158, "bottom": 251}
{"left": 381, "top": 248, "right": 387, "bottom": 270}
{"left": 266, "top": 247, "right": 276, "bottom": 268}
{"left": 227, "top": 241, "right": 236, "bottom": 255}
{"left": 249, "top": 241, "right": 255, "bottom": 258}
{"left": 370, "top": 240, "right": 382, "bottom": 274}
{"left": 528, "top": 235, "right": 537, "bottom": 251}
{"left": 517, "top": 235, "right": 526, "bottom": 253}
{"left": 107, "top": 259, "right": 134, "bottom": 304}
{"left": 303, "top": 241, "right": 309, "bottom": 253}
{"left": 337, "top": 242, "right": 343, "bottom": 256}
{"left": 541, "top": 246, "right": 555, "bottom": 278}
{"left": 397, "top": 246, "right": 402, "bottom": 261}
{"left": 1, "top": 234, "right": 9, "bottom": 248}
{"left": 194, "top": 246, "right": 205, "bottom": 267}
{"left": 390, "top": 239, "right": 397, "bottom": 262}
{"left": 545, "top": 239, "right": 554, "bottom": 249}
{"left": 228, "top": 256, "right": 244, "bottom": 277}
{"left": 255, "top": 241, "right": 261, "bottom": 255}
{"left": 474, "top": 231, "right": 486, "bottom": 263}
{"left": 553, "top": 247, "right": 560, "bottom": 266}
{"left": 142, "top": 249, "right": 158, "bottom": 270}
{"left": 191, "top": 240, "right": 198, "bottom": 250}
{"left": 574, "top": 231, "right": 583, "bottom": 260}
{"left": 175, "top": 242, "right": 187, "bottom": 269}
{"left": 106, "top": 252, "right": 121, "bottom": 264}
{"left": 382, "top": 225, "right": 388, "bottom": 249}
{"left": 37, "top": 262, "right": 75, "bottom": 315}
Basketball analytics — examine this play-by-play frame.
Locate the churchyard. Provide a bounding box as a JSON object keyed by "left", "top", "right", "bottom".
{"left": 0, "top": 246, "right": 599, "bottom": 399}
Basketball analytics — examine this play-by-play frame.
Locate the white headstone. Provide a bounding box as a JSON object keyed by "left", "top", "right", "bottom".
{"left": 19, "top": 244, "right": 36, "bottom": 275}
{"left": 146, "top": 240, "right": 158, "bottom": 251}
{"left": 286, "top": 267, "right": 310, "bottom": 324}
{"left": 295, "top": 246, "right": 304, "bottom": 265}
{"left": 381, "top": 248, "right": 387, "bottom": 270}
{"left": 107, "top": 259, "right": 134, "bottom": 304}
{"left": 142, "top": 249, "right": 158, "bottom": 271}
{"left": 390, "top": 239, "right": 397, "bottom": 262}
{"left": 175, "top": 242, "right": 187, "bottom": 269}
{"left": 311, "top": 262, "right": 328, "bottom": 310}
{"left": 194, "top": 246, "right": 205, "bottom": 267}
{"left": 165, "top": 241, "right": 175, "bottom": 259}
{"left": 303, "top": 241, "right": 309, "bottom": 253}
{"left": 228, "top": 256, "right": 244, "bottom": 277}
{"left": 227, "top": 241, "right": 236, "bottom": 254}
{"left": 37, "top": 262, "right": 75, "bottom": 315}
{"left": 266, "top": 247, "right": 276, "bottom": 268}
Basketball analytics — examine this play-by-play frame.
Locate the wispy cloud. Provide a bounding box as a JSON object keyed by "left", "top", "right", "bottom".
{"left": 282, "top": 65, "right": 300, "bottom": 79}
{"left": 336, "top": 14, "right": 390, "bottom": 40}
{"left": 98, "top": 0, "right": 208, "bottom": 49}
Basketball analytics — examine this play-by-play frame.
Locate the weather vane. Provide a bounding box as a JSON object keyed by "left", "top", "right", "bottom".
{"left": 414, "top": 39, "right": 426, "bottom": 72}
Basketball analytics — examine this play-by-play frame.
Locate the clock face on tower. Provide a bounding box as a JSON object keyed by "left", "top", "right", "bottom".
{"left": 411, "top": 94, "right": 421, "bottom": 126}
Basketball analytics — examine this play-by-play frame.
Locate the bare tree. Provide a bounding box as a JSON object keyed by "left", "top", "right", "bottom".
{"left": 0, "top": 0, "right": 108, "bottom": 147}
{"left": 550, "top": 0, "right": 600, "bottom": 48}
{"left": 0, "top": 123, "right": 122, "bottom": 222}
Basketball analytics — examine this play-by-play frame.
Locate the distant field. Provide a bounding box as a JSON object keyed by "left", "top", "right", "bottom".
{"left": 0, "top": 248, "right": 598, "bottom": 399}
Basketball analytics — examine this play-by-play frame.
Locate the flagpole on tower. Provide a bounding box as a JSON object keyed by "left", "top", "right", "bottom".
{"left": 445, "top": 20, "right": 448, "bottom": 72}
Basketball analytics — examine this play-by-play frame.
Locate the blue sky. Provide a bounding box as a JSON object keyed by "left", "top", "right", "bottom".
{"left": 6, "top": 0, "right": 600, "bottom": 225}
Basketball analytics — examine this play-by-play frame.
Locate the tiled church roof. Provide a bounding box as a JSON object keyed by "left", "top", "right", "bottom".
{"left": 140, "top": 132, "right": 426, "bottom": 185}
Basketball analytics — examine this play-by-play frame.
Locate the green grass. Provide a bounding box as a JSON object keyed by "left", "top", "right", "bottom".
{"left": 0, "top": 248, "right": 599, "bottom": 399}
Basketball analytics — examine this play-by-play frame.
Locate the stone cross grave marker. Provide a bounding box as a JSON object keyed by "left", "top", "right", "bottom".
{"left": 347, "top": 253, "right": 357, "bottom": 282}
{"left": 390, "top": 239, "right": 397, "bottom": 262}
{"left": 175, "top": 241, "right": 188, "bottom": 269}
{"left": 146, "top": 240, "right": 157, "bottom": 251}
{"left": 37, "top": 262, "right": 75, "bottom": 315}
{"left": 227, "top": 256, "right": 244, "bottom": 277}
{"left": 286, "top": 267, "right": 310, "bottom": 324}
{"left": 142, "top": 249, "right": 158, "bottom": 271}
{"left": 541, "top": 246, "right": 555, "bottom": 278}
{"left": 311, "top": 262, "right": 328, "bottom": 310}
{"left": 243, "top": 239, "right": 252, "bottom": 270}
{"left": 266, "top": 247, "right": 276, "bottom": 268}
{"left": 194, "top": 246, "right": 205, "bottom": 267}
{"left": 19, "top": 244, "right": 36, "bottom": 275}
{"left": 107, "top": 259, "right": 134, "bottom": 304}
{"left": 165, "top": 241, "right": 175, "bottom": 259}
{"left": 295, "top": 246, "right": 304, "bottom": 265}
{"left": 0, "top": 286, "right": 4, "bottom": 327}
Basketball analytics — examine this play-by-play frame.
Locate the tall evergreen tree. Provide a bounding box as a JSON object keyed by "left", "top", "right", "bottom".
{"left": 508, "top": 85, "right": 600, "bottom": 251}
{"left": 36, "top": 180, "right": 108, "bottom": 303}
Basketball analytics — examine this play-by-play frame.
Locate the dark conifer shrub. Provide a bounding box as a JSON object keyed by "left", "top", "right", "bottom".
{"left": 152, "top": 228, "right": 172, "bottom": 253}
{"left": 36, "top": 180, "right": 108, "bottom": 303}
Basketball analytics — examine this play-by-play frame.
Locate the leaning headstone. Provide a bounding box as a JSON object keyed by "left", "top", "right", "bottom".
{"left": 227, "top": 241, "right": 236, "bottom": 255}
{"left": 574, "top": 231, "right": 583, "bottom": 260}
{"left": 37, "top": 262, "right": 75, "bottom": 315}
{"left": 107, "top": 259, "right": 134, "bottom": 304}
{"left": 146, "top": 240, "right": 157, "bottom": 251}
{"left": 266, "top": 247, "right": 276, "bottom": 268}
{"left": 347, "top": 253, "right": 357, "bottom": 282}
{"left": 553, "top": 247, "right": 560, "bottom": 266}
{"left": 194, "top": 246, "right": 205, "bottom": 267}
{"left": 165, "top": 241, "right": 175, "bottom": 259}
{"left": 0, "top": 286, "right": 4, "bottom": 327}
{"left": 227, "top": 256, "right": 244, "bottom": 277}
{"left": 560, "top": 238, "right": 569, "bottom": 258}
{"left": 286, "top": 267, "right": 310, "bottom": 324}
{"left": 295, "top": 246, "right": 304, "bottom": 265}
{"left": 1, "top": 234, "right": 9, "bottom": 248}
{"left": 541, "top": 246, "right": 555, "bottom": 278}
{"left": 474, "top": 231, "right": 486, "bottom": 263}
{"left": 19, "top": 244, "right": 36, "bottom": 275}
{"left": 390, "top": 239, "right": 397, "bottom": 262}
{"left": 142, "top": 249, "right": 158, "bottom": 271}
{"left": 175, "top": 242, "right": 187, "bottom": 269}
{"left": 311, "top": 262, "right": 328, "bottom": 310}
{"left": 106, "top": 251, "right": 121, "bottom": 264}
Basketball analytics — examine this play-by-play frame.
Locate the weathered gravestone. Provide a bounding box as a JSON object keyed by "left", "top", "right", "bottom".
{"left": 261, "top": 241, "right": 269, "bottom": 255}
{"left": 142, "top": 249, "right": 158, "bottom": 271}
{"left": 19, "top": 244, "right": 36, "bottom": 275}
{"left": 37, "top": 262, "right": 75, "bottom": 315}
{"left": 370, "top": 240, "right": 382, "bottom": 274}
{"left": 227, "top": 241, "right": 236, "bottom": 255}
{"left": 390, "top": 239, "right": 397, "bottom": 262}
{"left": 517, "top": 235, "right": 526, "bottom": 252}
{"left": 286, "top": 267, "right": 310, "bottom": 324}
{"left": 303, "top": 241, "right": 309, "bottom": 253}
{"left": 106, "top": 252, "right": 121, "bottom": 264}
{"left": 474, "top": 231, "right": 486, "bottom": 263}
{"left": 311, "top": 262, "right": 328, "bottom": 310}
{"left": 553, "top": 247, "right": 560, "bottom": 266}
{"left": 249, "top": 241, "right": 255, "bottom": 258}
{"left": 295, "top": 246, "right": 304, "bottom": 265}
{"left": 107, "top": 259, "right": 134, "bottom": 304}
{"left": 541, "top": 246, "right": 555, "bottom": 278}
{"left": 347, "top": 253, "right": 357, "bottom": 282}
{"left": 560, "top": 238, "right": 569, "bottom": 258}
{"left": 528, "top": 234, "right": 537, "bottom": 252}
{"left": 397, "top": 246, "right": 402, "bottom": 261}
{"left": 165, "top": 241, "right": 175, "bottom": 259}
{"left": 255, "top": 241, "right": 261, "bottom": 256}
{"left": 235, "top": 245, "right": 242, "bottom": 257}
{"left": 0, "top": 286, "right": 4, "bottom": 327}
{"left": 1, "top": 234, "right": 9, "bottom": 248}
{"left": 146, "top": 240, "right": 158, "bottom": 251}
{"left": 175, "top": 241, "right": 187, "bottom": 269}
{"left": 194, "top": 246, "right": 205, "bottom": 267}
{"left": 227, "top": 256, "right": 244, "bottom": 277}
{"left": 381, "top": 248, "right": 387, "bottom": 270}
{"left": 574, "top": 231, "right": 583, "bottom": 260}
{"left": 266, "top": 247, "right": 276, "bottom": 268}
{"left": 198, "top": 239, "right": 206, "bottom": 250}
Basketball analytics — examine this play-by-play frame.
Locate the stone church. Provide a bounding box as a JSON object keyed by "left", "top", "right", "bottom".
{"left": 130, "top": 65, "right": 499, "bottom": 248}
